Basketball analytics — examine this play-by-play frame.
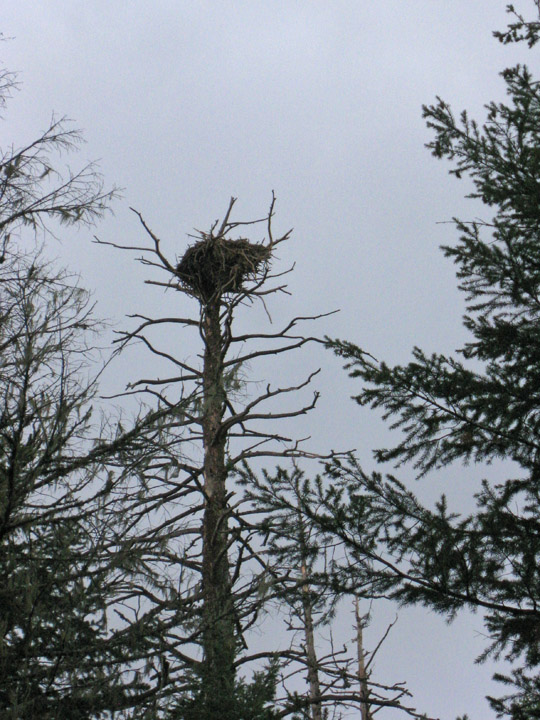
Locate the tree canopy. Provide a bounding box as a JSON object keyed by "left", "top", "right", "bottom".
{"left": 313, "top": 3, "right": 540, "bottom": 718}
{"left": 8, "top": 4, "right": 540, "bottom": 718}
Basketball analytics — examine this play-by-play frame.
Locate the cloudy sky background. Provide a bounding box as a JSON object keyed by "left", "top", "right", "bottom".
{"left": 2, "top": 2, "right": 535, "bottom": 717}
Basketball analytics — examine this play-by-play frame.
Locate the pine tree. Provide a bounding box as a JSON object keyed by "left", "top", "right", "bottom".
{"left": 0, "top": 47, "right": 116, "bottom": 256}
{"left": 0, "top": 249, "right": 158, "bottom": 717}
{"left": 0, "top": 55, "right": 183, "bottom": 718}
{"left": 315, "top": 3, "right": 540, "bottom": 717}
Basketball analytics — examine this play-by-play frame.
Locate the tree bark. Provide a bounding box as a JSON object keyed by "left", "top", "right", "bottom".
{"left": 355, "top": 597, "right": 372, "bottom": 720}
{"left": 200, "top": 297, "right": 236, "bottom": 714}
{"left": 301, "top": 562, "right": 322, "bottom": 720}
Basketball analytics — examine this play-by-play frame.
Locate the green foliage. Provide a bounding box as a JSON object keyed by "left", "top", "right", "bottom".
{"left": 493, "top": 3, "right": 540, "bottom": 47}
{"left": 0, "top": 251, "right": 119, "bottom": 717}
{"left": 0, "top": 60, "right": 116, "bottom": 253}
{"left": 0, "top": 251, "right": 194, "bottom": 720}
{"left": 488, "top": 668, "right": 540, "bottom": 718}
{"left": 239, "top": 463, "right": 340, "bottom": 623}
{"left": 168, "top": 660, "right": 281, "bottom": 720}
{"left": 0, "top": 57, "right": 187, "bottom": 718}
{"left": 323, "top": 4, "right": 540, "bottom": 718}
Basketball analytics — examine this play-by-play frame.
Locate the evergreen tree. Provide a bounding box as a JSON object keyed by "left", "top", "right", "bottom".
{"left": 0, "top": 249, "right": 155, "bottom": 717}
{"left": 312, "top": 3, "right": 540, "bottom": 717}
{"left": 0, "top": 55, "right": 187, "bottom": 718}
{"left": 0, "top": 47, "right": 116, "bottom": 256}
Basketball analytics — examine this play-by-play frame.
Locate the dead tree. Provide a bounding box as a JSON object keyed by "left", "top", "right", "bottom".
{"left": 241, "top": 464, "right": 441, "bottom": 720}
{"left": 97, "top": 196, "right": 335, "bottom": 717}
{"left": 301, "top": 562, "right": 323, "bottom": 720}
{"left": 355, "top": 598, "right": 373, "bottom": 720}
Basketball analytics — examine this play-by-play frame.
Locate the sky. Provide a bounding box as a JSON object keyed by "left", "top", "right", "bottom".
{"left": 2, "top": 2, "right": 535, "bottom": 718}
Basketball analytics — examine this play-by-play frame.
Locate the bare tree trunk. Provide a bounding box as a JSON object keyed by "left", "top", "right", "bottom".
{"left": 200, "top": 297, "right": 236, "bottom": 715}
{"left": 106, "top": 197, "right": 341, "bottom": 717}
{"left": 301, "top": 562, "right": 322, "bottom": 720}
{"left": 355, "top": 597, "right": 372, "bottom": 720}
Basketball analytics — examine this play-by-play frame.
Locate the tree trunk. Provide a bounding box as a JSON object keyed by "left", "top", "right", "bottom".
{"left": 355, "top": 597, "right": 372, "bottom": 720}
{"left": 200, "top": 297, "right": 236, "bottom": 715}
{"left": 301, "top": 562, "right": 322, "bottom": 720}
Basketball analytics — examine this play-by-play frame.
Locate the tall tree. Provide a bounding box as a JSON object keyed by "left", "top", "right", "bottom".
{"left": 0, "top": 56, "right": 181, "bottom": 718}
{"left": 310, "top": 2, "right": 540, "bottom": 717}
{"left": 0, "top": 248, "right": 154, "bottom": 717}
{"left": 98, "top": 196, "right": 334, "bottom": 719}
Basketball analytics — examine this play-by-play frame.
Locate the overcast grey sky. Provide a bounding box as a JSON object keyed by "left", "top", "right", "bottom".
{"left": 2, "top": 2, "right": 534, "bottom": 718}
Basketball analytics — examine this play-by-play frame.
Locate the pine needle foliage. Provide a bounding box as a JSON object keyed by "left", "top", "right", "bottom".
{"left": 0, "top": 55, "right": 190, "bottom": 718}
{"left": 322, "top": 4, "right": 540, "bottom": 718}
{"left": 0, "top": 50, "right": 117, "bottom": 255}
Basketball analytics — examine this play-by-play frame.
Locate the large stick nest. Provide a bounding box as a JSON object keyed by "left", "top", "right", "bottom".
{"left": 176, "top": 237, "right": 272, "bottom": 301}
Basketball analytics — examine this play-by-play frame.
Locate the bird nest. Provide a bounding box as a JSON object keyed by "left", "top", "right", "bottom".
{"left": 176, "top": 237, "right": 272, "bottom": 301}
